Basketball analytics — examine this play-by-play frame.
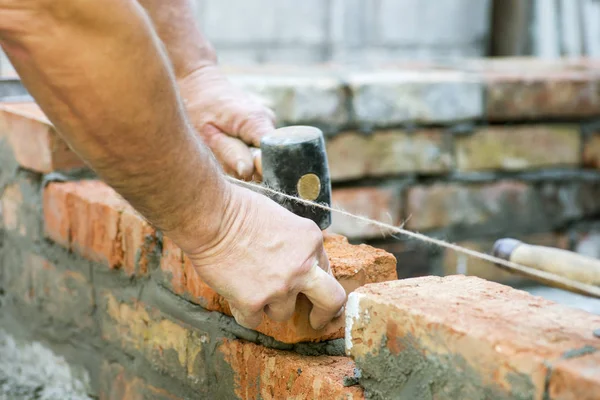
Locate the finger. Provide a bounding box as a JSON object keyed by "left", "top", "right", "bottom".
{"left": 300, "top": 263, "right": 347, "bottom": 330}
{"left": 208, "top": 131, "right": 255, "bottom": 180}
{"left": 233, "top": 110, "right": 276, "bottom": 148}
{"left": 318, "top": 246, "right": 332, "bottom": 275}
{"left": 230, "top": 305, "right": 264, "bottom": 330}
{"left": 250, "top": 147, "right": 262, "bottom": 178}
{"left": 264, "top": 295, "right": 298, "bottom": 322}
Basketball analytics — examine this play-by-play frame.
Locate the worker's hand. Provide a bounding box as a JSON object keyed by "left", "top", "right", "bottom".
{"left": 184, "top": 183, "right": 347, "bottom": 330}
{"left": 178, "top": 65, "right": 272, "bottom": 181}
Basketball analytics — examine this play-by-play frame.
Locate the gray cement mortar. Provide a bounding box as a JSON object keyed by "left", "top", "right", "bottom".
{"left": 0, "top": 330, "right": 92, "bottom": 400}
{"left": 356, "top": 334, "right": 535, "bottom": 400}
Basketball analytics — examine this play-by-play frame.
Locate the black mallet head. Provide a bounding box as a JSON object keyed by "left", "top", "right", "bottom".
{"left": 260, "top": 126, "right": 332, "bottom": 230}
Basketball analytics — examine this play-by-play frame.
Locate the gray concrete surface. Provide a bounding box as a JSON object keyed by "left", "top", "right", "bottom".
{"left": 0, "top": 330, "right": 92, "bottom": 400}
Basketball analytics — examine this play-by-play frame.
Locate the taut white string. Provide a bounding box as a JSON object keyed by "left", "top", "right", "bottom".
{"left": 227, "top": 176, "right": 600, "bottom": 299}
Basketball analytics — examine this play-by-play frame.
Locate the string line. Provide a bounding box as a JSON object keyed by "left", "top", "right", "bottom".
{"left": 227, "top": 176, "right": 600, "bottom": 299}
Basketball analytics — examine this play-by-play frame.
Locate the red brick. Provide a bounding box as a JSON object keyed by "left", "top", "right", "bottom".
{"left": 405, "top": 181, "right": 536, "bottom": 232}
{"left": 346, "top": 276, "right": 600, "bottom": 399}
{"left": 0, "top": 102, "right": 84, "bottom": 173}
{"left": 101, "top": 293, "right": 363, "bottom": 398}
{"left": 330, "top": 186, "right": 403, "bottom": 239}
{"left": 1, "top": 176, "right": 43, "bottom": 240}
{"left": 326, "top": 130, "right": 451, "bottom": 181}
{"left": 583, "top": 130, "right": 600, "bottom": 169}
{"left": 5, "top": 252, "right": 96, "bottom": 330}
{"left": 120, "top": 208, "right": 156, "bottom": 276}
{"left": 44, "top": 180, "right": 153, "bottom": 274}
{"left": 43, "top": 182, "right": 71, "bottom": 248}
{"left": 456, "top": 125, "right": 581, "bottom": 171}
{"left": 373, "top": 240, "right": 438, "bottom": 279}
{"left": 67, "top": 181, "right": 127, "bottom": 268}
{"left": 549, "top": 352, "right": 600, "bottom": 400}
{"left": 219, "top": 339, "right": 364, "bottom": 400}
{"left": 1, "top": 182, "right": 24, "bottom": 234}
{"left": 160, "top": 233, "right": 397, "bottom": 344}
{"left": 160, "top": 236, "right": 186, "bottom": 293}
{"left": 483, "top": 68, "right": 600, "bottom": 121}
{"left": 100, "top": 362, "right": 182, "bottom": 400}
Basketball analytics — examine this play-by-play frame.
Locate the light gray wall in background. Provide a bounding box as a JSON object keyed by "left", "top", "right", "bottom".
{"left": 2, "top": 0, "right": 599, "bottom": 78}
{"left": 192, "top": 0, "right": 493, "bottom": 65}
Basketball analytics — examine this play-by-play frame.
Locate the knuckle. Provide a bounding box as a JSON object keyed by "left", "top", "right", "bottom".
{"left": 333, "top": 287, "right": 348, "bottom": 309}
{"left": 246, "top": 296, "right": 267, "bottom": 313}
{"left": 271, "top": 281, "right": 291, "bottom": 298}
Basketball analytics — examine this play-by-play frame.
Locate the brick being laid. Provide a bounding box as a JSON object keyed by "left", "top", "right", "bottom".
{"left": 346, "top": 275, "right": 600, "bottom": 400}
{"left": 161, "top": 233, "right": 398, "bottom": 344}
{"left": 44, "top": 179, "right": 398, "bottom": 343}
{"left": 0, "top": 102, "right": 84, "bottom": 173}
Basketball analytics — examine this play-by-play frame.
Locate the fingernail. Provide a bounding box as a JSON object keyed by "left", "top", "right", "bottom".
{"left": 236, "top": 161, "right": 248, "bottom": 178}
{"left": 335, "top": 306, "right": 345, "bottom": 319}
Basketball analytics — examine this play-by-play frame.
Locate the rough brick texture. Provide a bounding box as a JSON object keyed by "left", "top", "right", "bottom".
{"left": 330, "top": 186, "right": 403, "bottom": 240}
{"left": 3, "top": 58, "right": 600, "bottom": 399}
{"left": 455, "top": 125, "right": 581, "bottom": 171}
{"left": 583, "top": 129, "right": 600, "bottom": 169}
{"left": 43, "top": 180, "right": 156, "bottom": 276}
{"left": 346, "top": 276, "right": 600, "bottom": 399}
{"left": 0, "top": 103, "right": 83, "bottom": 173}
{"left": 100, "top": 292, "right": 363, "bottom": 399}
{"left": 405, "top": 180, "right": 600, "bottom": 233}
{"left": 43, "top": 179, "right": 397, "bottom": 343}
{"left": 100, "top": 362, "right": 182, "bottom": 400}
{"left": 160, "top": 233, "right": 397, "bottom": 343}
{"left": 347, "top": 70, "right": 484, "bottom": 127}
{"left": 483, "top": 67, "right": 600, "bottom": 121}
{"left": 220, "top": 339, "right": 364, "bottom": 399}
{"left": 326, "top": 130, "right": 452, "bottom": 181}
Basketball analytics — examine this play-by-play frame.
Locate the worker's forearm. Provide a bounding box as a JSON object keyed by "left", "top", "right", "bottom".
{"left": 137, "top": 0, "right": 217, "bottom": 79}
{"left": 0, "top": 0, "right": 229, "bottom": 249}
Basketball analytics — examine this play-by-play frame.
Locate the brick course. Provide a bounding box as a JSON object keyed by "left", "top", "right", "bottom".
{"left": 160, "top": 233, "right": 397, "bottom": 343}
{"left": 0, "top": 102, "right": 84, "bottom": 173}
{"left": 455, "top": 125, "right": 581, "bottom": 171}
{"left": 330, "top": 186, "right": 404, "bottom": 240}
{"left": 326, "top": 130, "right": 452, "bottom": 181}
{"left": 44, "top": 180, "right": 156, "bottom": 276}
{"left": 346, "top": 276, "right": 600, "bottom": 399}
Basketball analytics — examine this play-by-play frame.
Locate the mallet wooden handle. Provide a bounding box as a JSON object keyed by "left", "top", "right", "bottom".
{"left": 493, "top": 238, "right": 600, "bottom": 287}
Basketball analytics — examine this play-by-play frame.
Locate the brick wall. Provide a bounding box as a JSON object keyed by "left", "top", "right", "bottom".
{"left": 1, "top": 56, "right": 599, "bottom": 398}
{"left": 0, "top": 101, "right": 396, "bottom": 397}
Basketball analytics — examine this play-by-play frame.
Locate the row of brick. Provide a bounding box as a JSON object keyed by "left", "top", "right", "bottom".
{"left": 1, "top": 248, "right": 363, "bottom": 399}
{"left": 8, "top": 59, "right": 600, "bottom": 123}
{"left": 39, "top": 179, "right": 397, "bottom": 344}
{"left": 192, "top": 58, "right": 600, "bottom": 127}
{"left": 346, "top": 275, "right": 600, "bottom": 399}
{"left": 2, "top": 101, "right": 600, "bottom": 180}
{"left": 326, "top": 123, "right": 595, "bottom": 181}
{"left": 5, "top": 210, "right": 599, "bottom": 399}
{"left": 4, "top": 152, "right": 599, "bottom": 249}
{"left": 331, "top": 179, "right": 600, "bottom": 239}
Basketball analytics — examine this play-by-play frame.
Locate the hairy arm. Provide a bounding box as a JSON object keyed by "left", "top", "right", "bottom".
{"left": 0, "top": 0, "right": 228, "bottom": 251}
{"left": 136, "top": 0, "right": 274, "bottom": 180}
